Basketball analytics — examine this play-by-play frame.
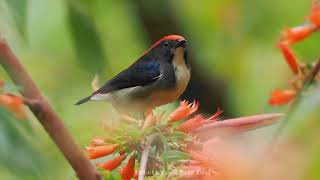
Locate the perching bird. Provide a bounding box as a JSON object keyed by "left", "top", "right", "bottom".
{"left": 75, "top": 35, "right": 190, "bottom": 114}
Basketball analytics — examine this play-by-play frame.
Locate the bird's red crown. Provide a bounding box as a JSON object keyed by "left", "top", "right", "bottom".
{"left": 151, "top": 35, "right": 185, "bottom": 48}
{"left": 142, "top": 35, "right": 185, "bottom": 56}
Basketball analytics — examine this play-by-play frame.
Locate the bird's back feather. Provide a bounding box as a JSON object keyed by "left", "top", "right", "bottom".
{"left": 75, "top": 61, "right": 162, "bottom": 105}
{"left": 93, "top": 61, "right": 161, "bottom": 95}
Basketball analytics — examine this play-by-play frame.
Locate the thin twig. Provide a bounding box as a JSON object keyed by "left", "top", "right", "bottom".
{"left": 0, "top": 37, "right": 101, "bottom": 179}
{"left": 303, "top": 59, "right": 320, "bottom": 86}
{"left": 138, "top": 134, "right": 158, "bottom": 180}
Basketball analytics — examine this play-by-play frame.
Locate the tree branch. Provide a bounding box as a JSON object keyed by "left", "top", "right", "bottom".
{"left": 0, "top": 37, "right": 101, "bottom": 179}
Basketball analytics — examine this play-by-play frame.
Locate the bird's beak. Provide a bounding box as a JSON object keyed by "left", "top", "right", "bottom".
{"left": 175, "top": 39, "right": 187, "bottom": 48}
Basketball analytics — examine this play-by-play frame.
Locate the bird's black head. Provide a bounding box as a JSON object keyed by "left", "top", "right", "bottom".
{"left": 143, "top": 35, "right": 188, "bottom": 63}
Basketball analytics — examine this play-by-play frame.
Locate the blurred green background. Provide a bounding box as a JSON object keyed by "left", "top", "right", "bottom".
{"left": 0, "top": 0, "right": 320, "bottom": 179}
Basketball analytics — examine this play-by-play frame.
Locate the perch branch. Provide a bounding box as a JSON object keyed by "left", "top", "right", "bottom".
{"left": 0, "top": 37, "right": 101, "bottom": 180}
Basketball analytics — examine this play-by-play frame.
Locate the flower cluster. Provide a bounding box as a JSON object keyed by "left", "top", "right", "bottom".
{"left": 269, "top": 0, "right": 320, "bottom": 106}
{"left": 85, "top": 100, "right": 282, "bottom": 179}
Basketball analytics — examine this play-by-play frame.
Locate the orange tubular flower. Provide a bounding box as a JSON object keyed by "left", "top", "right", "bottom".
{"left": 268, "top": 89, "right": 296, "bottom": 106}
{"left": 86, "top": 144, "right": 119, "bottom": 159}
{"left": 120, "top": 156, "right": 135, "bottom": 180}
{"left": 308, "top": 0, "right": 320, "bottom": 26}
{"left": 168, "top": 100, "right": 199, "bottom": 123}
{"left": 97, "top": 154, "right": 126, "bottom": 171}
{"left": 176, "top": 115, "right": 205, "bottom": 133}
{"left": 278, "top": 43, "right": 299, "bottom": 74}
{"left": 281, "top": 26, "right": 315, "bottom": 45}
{"left": 0, "top": 93, "right": 25, "bottom": 119}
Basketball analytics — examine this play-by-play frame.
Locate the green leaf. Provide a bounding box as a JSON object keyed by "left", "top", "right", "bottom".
{"left": 100, "top": 168, "right": 122, "bottom": 180}
{"left": 67, "top": 1, "right": 107, "bottom": 75}
{"left": 0, "top": 108, "right": 45, "bottom": 178}
{"left": 163, "top": 150, "right": 190, "bottom": 163}
{"left": 158, "top": 131, "right": 169, "bottom": 175}
{"left": 169, "top": 131, "right": 189, "bottom": 141}
{"left": 5, "top": 0, "right": 27, "bottom": 35}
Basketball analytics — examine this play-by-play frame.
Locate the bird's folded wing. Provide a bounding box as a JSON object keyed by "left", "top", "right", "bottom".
{"left": 93, "top": 61, "right": 161, "bottom": 94}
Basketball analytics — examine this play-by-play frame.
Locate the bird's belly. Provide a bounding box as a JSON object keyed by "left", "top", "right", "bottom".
{"left": 149, "top": 89, "right": 182, "bottom": 107}
{"left": 150, "top": 64, "right": 190, "bottom": 107}
{"left": 103, "top": 86, "right": 153, "bottom": 112}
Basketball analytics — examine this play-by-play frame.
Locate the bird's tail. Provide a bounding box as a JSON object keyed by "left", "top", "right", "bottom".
{"left": 74, "top": 96, "right": 91, "bottom": 105}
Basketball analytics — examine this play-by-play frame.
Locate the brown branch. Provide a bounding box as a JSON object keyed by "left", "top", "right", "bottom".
{"left": 0, "top": 37, "right": 101, "bottom": 179}
{"left": 304, "top": 58, "right": 320, "bottom": 86}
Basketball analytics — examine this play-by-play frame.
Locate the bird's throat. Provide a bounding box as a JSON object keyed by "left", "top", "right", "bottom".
{"left": 172, "top": 47, "right": 190, "bottom": 96}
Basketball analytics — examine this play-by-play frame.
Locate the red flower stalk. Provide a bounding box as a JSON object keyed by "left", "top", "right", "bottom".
{"left": 120, "top": 156, "right": 135, "bottom": 180}
{"left": 268, "top": 89, "right": 296, "bottom": 106}
{"left": 97, "top": 154, "right": 126, "bottom": 171}
{"left": 168, "top": 100, "right": 199, "bottom": 122}
{"left": 86, "top": 144, "right": 119, "bottom": 159}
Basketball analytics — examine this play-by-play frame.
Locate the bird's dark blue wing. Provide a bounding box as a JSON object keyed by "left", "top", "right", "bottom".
{"left": 94, "top": 61, "right": 161, "bottom": 94}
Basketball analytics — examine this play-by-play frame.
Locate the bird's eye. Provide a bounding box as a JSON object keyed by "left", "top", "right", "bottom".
{"left": 163, "top": 42, "right": 169, "bottom": 47}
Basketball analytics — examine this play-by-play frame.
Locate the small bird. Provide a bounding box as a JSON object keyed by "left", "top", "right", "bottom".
{"left": 75, "top": 35, "right": 190, "bottom": 114}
